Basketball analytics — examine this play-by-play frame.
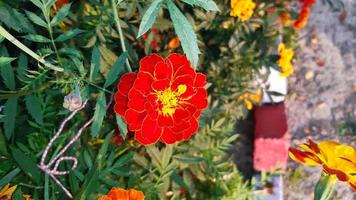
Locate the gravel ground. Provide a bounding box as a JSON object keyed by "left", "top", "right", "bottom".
{"left": 284, "top": 0, "right": 356, "bottom": 199}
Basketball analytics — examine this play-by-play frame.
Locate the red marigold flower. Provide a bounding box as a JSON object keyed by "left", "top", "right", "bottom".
{"left": 293, "top": 6, "right": 310, "bottom": 30}
{"left": 114, "top": 53, "right": 208, "bottom": 145}
{"left": 299, "top": 0, "right": 316, "bottom": 7}
{"left": 54, "top": 0, "right": 69, "bottom": 10}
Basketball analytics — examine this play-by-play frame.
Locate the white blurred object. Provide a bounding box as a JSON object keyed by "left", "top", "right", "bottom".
{"left": 258, "top": 67, "right": 288, "bottom": 104}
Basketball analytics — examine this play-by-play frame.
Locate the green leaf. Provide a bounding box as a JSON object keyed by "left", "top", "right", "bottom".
{"left": 10, "top": 147, "right": 42, "bottom": 184}
{"left": 171, "top": 170, "right": 190, "bottom": 192}
{"left": 0, "top": 130, "right": 8, "bottom": 156}
{"left": 180, "top": 0, "right": 220, "bottom": 11}
{"left": 55, "top": 29, "right": 85, "bottom": 42}
{"left": 12, "top": 187, "right": 23, "bottom": 200}
{"left": 0, "top": 57, "right": 16, "bottom": 67}
{"left": 0, "top": 35, "right": 4, "bottom": 43}
{"left": 90, "top": 46, "right": 100, "bottom": 82}
{"left": 44, "top": 175, "right": 49, "bottom": 200}
{"left": 0, "top": 168, "right": 20, "bottom": 187}
{"left": 3, "top": 97, "right": 18, "bottom": 139}
{"left": 0, "top": 47, "right": 16, "bottom": 90}
{"left": 116, "top": 116, "right": 128, "bottom": 139}
{"left": 167, "top": 0, "right": 200, "bottom": 67}
{"left": 0, "top": 5, "right": 35, "bottom": 34}
{"left": 314, "top": 173, "right": 336, "bottom": 200}
{"left": 112, "top": 151, "right": 134, "bottom": 169}
{"left": 103, "top": 52, "right": 128, "bottom": 88}
{"left": 137, "top": 0, "right": 164, "bottom": 38}
{"left": 25, "top": 94, "right": 43, "bottom": 124}
{"left": 91, "top": 91, "right": 106, "bottom": 137}
{"left": 22, "top": 34, "right": 51, "bottom": 43}
{"left": 25, "top": 11, "right": 47, "bottom": 28}
{"left": 29, "top": 0, "right": 43, "bottom": 9}
{"left": 16, "top": 53, "right": 28, "bottom": 81}
{"left": 51, "top": 3, "right": 71, "bottom": 26}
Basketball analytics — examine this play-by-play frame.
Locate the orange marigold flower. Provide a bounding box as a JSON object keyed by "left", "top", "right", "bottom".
{"left": 293, "top": 6, "right": 310, "bottom": 30}
{"left": 279, "top": 12, "right": 291, "bottom": 26}
{"left": 99, "top": 188, "right": 144, "bottom": 200}
{"left": 289, "top": 139, "right": 356, "bottom": 191}
{"left": 54, "top": 0, "right": 69, "bottom": 10}
{"left": 168, "top": 37, "right": 180, "bottom": 49}
{"left": 114, "top": 53, "right": 208, "bottom": 145}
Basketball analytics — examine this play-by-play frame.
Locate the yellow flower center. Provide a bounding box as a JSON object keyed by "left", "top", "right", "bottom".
{"left": 156, "top": 85, "right": 187, "bottom": 117}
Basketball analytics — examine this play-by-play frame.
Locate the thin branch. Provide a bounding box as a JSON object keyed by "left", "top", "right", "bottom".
{"left": 110, "top": 0, "right": 132, "bottom": 72}
{"left": 0, "top": 26, "right": 63, "bottom": 72}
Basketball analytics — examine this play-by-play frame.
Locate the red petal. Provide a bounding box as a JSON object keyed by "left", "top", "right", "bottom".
{"left": 173, "top": 108, "right": 190, "bottom": 122}
{"left": 178, "top": 85, "right": 195, "bottom": 99}
{"left": 124, "top": 109, "right": 146, "bottom": 131}
{"left": 152, "top": 79, "right": 171, "bottom": 92}
{"left": 172, "top": 120, "right": 190, "bottom": 133}
{"left": 114, "top": 92, "right": 128, "bottom": 116}
{"left": 127, "top": 89, "right": 146, "bottom": 112}
{"left": 171, "top": 74, "right": 194, "bottom": 90}
{"left": 174, "top": 64, "right": 195, "bottom": 79}
{"left": 133, "top": 72, "right": 154, "bottom": 95}
{"left": 160, "top": 128, "right": 183, "bottom": 144}
{"left": 118, "top": 73, "right": 137, "bottom": 96}
{"left": 194, "top": 73, "right": 207, "bottom": 87}
{"left": 145, "top": 102, "right": 158, "bottom": 120}
{"left": 154, "top": 62, "right": 173, "bottom": 80}
{"left": 166, "top": 53, "right": 191, "bottom": 72}
{"left": 183, "top": 117, "right": 198, "bottom": 140}
{"left": 139, "top": 54, "right": 164, "bottom": 76}
{"left": 134, "top": 116, "right": 162, "bottom": 145}
{"left": 186, "top": 88, "right": 208, "bottom": 109}
{"left": 157, "top": 114, "right": 174, "bottom": 127}
{"left": 194, "top": 110, "right": 202, "bottom": 118}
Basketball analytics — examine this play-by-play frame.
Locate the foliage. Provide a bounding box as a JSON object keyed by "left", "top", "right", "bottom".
{"left": 0, "top": 0, "right": 305, "bottom": 199}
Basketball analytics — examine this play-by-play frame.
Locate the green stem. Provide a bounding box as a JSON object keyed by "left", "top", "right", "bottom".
{"left": 110, "top": 0, "right": 132, "bottom": 72}
{"left": 0, "top": 82, "right": 53, "bottom": 100}
{"left": 314, "top": 173, "right": 336, "bottom": 200}
{"left": 0, "top": 26, "right": 63, "bottom": 72}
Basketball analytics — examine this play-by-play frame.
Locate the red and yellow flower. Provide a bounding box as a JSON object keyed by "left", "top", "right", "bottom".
{"left": 114, "top": 53, "right": 208, "bottom": 145}
{"left": 289, "top": 139, "right": 356, "bottom": 190}
{"left": 99, "top": 187, "right": 144, "bottom": 200}
{"left": 0, "top": 184, "right": 17, "bottom": 200}
{"left": 293, "top": 6, "right": 310, "bottom": 30}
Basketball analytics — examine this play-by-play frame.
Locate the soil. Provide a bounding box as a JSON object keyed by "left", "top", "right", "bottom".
{"left": 284, "top": 0, "right": 356, "bottom": 199}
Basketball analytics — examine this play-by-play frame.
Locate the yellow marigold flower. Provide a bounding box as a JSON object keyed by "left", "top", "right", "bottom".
{"left": 289, "top": 139, "right": 356, "bottom": 191}
{"left": 239, "top": 90, "right": 261, "bottom": 110}
{"left": 23, "top": 194, "right": 33, "bottom": 200}
{"left": 277, "top": 43, "right": 294, "bottom": 77}
{"left": 230, "top": 0, "right": 256, "bottom": 22}
{"left": 0, "top": 184, "right": 17, "bottom": 200}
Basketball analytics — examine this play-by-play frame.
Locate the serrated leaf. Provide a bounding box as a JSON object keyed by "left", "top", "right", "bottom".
{"left": 22, "top": 34, "right": 51, "bottom": 43}
{"left": 16, "top": 53, "right": 28, "bottom": 81}
{"left": 0, "top": 47, "right": 16, "bottom": 90}
{"left": 103, "top": 52, "right": 128, "bottom": 88}
{"left": 10, "top": 147, "right": 41, "bottom": 184}
{"left": 3, "top": 97, "right": 17, "bottom": 139}
{"left": 90, "top": 46, "right": 100, "bottom": 82}
{"left": 0, "top": 5, "right": 35, "bottom": 34}
{"left": 29, "top": 0, "right": 43, "bottom": 8}
{"left": 46, "top": 0, "right": 57, "bottom": 10}
{"left": 0, "top": 57, "right": 16, "bottom": 67}
{"left": 181, "top": 0, "right": 220, "bottom": 11}
{"left": 116, "top": 115, "right": 128, "bottom": 139}
{"left": 137, "top": 0, "right": 164, "bottom": 38}
{"left": 51, "top": 3, "right": 71, "bottom": 26}
{"left": 167, "top": 0, "right": 200, "bottom": 67}
{"left": 25, "top": 94, "right": 43, "bottom": 124}
{"left": 55, "top": 29, "right": 85, "bottom": 42}
{"left": 112, "top": 151, "right": 134, "bottom": 169}
{"left": 25, "top": 11, "right": 47, "bottom": 28}
{"left": 91, "top": 91, "right": 106, "bottom": 137}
